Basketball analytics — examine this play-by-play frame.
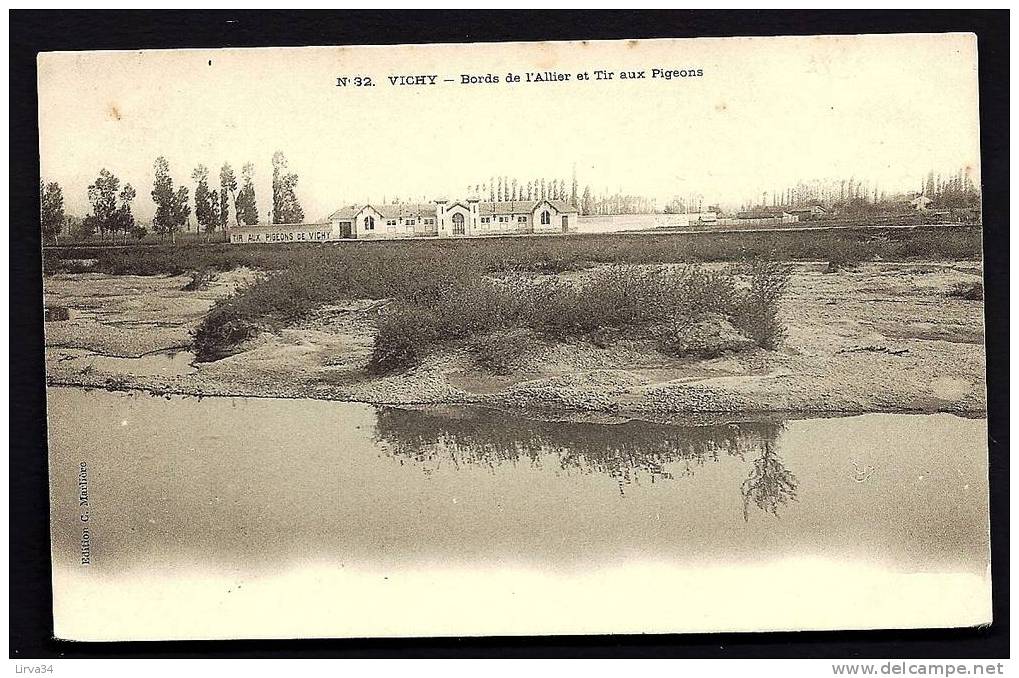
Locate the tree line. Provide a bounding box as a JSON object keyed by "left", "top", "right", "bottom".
{"left": 458, "top": 173, "right": 657, "bottom": 217}
{"left": 739, "top": 166, "right": 980, "bottom": 213}
{"left": 40, "top": 151, "right": 305, "bottom": 244}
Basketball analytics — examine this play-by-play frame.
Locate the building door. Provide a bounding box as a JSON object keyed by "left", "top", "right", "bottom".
{"left": 561, "top": 215, "right": 569, "bottom": 232}
{"left": 452, "top": 213, "right": 465, "bottom": 235}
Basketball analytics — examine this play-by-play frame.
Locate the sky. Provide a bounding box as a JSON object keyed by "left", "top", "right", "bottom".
{"left": 38, "top": 33, "right": 981, "bottom": 223}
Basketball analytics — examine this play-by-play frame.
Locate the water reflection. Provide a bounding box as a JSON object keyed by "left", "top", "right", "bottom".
{"left": 45, "top": 389, "right": 991, "bottom": 640}
{"left": 741, "top": 438, "right": 798, "bottom": 520}
{"left": 375, "top": 406, "right": 798, "bottom": 516}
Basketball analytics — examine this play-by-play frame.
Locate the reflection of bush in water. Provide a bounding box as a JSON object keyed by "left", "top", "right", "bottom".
{"left": 374, "top": 407, "right": 790, "bottom": 500}
{"left": 741, "top": 439, "right": 798, "bottom": 521}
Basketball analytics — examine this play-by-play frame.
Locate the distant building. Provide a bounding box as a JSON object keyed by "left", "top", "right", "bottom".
{"left": 735, "top": 206, "right": 798, "bottom": 222}
{"left": 785, "top": 204, "right": 828, "bottom": 220}
{"left": 229, "top": 198, "right": 578, "bottom": 244}
{"left": 909, "top": 195, "right": 933, "bottom": 212}
{"left": 327, "top": 198, "right": 578, "bottom": 240}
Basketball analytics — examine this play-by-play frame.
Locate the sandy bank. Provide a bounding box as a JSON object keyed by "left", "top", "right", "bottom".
{"left": 43, "top": 261, "right": 987, "bottom": 415}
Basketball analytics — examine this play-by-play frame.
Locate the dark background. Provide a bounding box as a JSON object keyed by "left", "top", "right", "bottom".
{"left": 10, "top": 10, "right": 1009, "bottom": 659}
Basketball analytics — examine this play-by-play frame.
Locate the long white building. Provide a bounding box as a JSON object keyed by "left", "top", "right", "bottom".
{"left": 229, "top": 198, "right": 579, "bottom": 244}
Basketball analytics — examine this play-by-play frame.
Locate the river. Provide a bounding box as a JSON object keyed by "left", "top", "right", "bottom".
{"left": 47, "top": 387, "right": 991, "bottom": 640}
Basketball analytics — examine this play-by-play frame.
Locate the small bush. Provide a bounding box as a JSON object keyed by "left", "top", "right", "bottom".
{"left": 182, "top": 268, "right": 217, "bottom": 291}
{"left": 44, "top": 306, "right": 71, "bottom": 322}
{"left": 473, "top": 331, "right": 529, "bottom": 375}
{"left": 947, "top": 281, "right": 983, "bottom": 300}
{"left": 192, "top": 307, "right": 262, "bottom": 362}
{"left": 731, "top": 258, "right": 792, "bottom": 350}
{"left": 825, "top": 238, "right": 864, "bottom": 272}
{"left": 366, "top": 302, "right": 443, "bottom": 374}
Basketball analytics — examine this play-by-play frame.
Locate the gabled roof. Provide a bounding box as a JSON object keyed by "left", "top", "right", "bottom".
{"left": 328, "top": 203, "right": 438, "bottom": 220}
{"left": 480, "top": 199, "right": 578, "bottom": 215}
{"left": 737, "top": 206, "right": 790, "bottom": 219}
{"left": 328, "top": 198, "right": 580, "bottom": 220}
{"left": 327, "top": 205, "right": 366, "bottom": 221}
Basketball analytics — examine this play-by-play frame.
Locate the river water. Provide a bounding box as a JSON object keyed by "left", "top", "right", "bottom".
{"left": 47, "top": 387, "right": 991, "bottom": 640}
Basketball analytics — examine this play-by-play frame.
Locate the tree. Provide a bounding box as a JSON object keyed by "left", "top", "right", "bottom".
{"left": 87, "top": 168, "right": 121, "bottom": 239}
{"left": 571, "top": 168, "right": 578, "bottom": 208}
{"left": 235, "top": 162, "right": 260, "bottom": 225}
{"left": 151, "top": 157, "right": 191, "bottom": 241}
{"left": 110, "top": 183, "right": 137, "bottom": 241}
{"left": 511, "top": 178, "right": 518, "bottom": 201}
{"left": 581, "top": 185, "right": 593, "bottom": 215}
{"left": 271, "top": 151, "right": 305, "bottom": 224}
{"left": 192, "top": 164, "right": 220, "bottom": 233}
{"left": 40, "top": 180, "right": 65, "bottom": 244}
{"left": 219, "top": 162, "right": 238, "bottom": 229}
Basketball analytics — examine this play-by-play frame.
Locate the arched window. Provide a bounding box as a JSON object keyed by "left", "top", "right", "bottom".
{"left": 540, "top": 210, "right": 551, "bottom": 225}
{"left": 364, "top": 215, "right": 375, "bottom": 230}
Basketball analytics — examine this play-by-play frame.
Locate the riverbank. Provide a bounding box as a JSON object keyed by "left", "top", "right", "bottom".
{"left": 43, "top": 260, "right": 986, "bottom": 415}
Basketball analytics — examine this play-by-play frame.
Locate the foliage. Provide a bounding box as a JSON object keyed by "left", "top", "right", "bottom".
{"left": 271, "top": 151, "right": 304, "bottom": 224}
{"left": 730, "top": 258, "right": 791, "bottom": 350}
{"left": 219, "top": 163, "right": 237, "bottom": 230}
{"left": 192, "top": 164, "right": 220, "bottom": 233}
{"left": 236, "top": 162, "right": 260, "bottom": 225}
{"left": 472, "top": 331, "right": 529, "bottom": 375}
{"left": 182, "top": 267, "right": 218, "bottom": 291}
{"left": 86, "top": 169, "right": 120, "bottom": 238}
{"left": 151, "top": 156, "right": 191, "bottom": 238}
{"left": 947, "top": 281, "right": 983, "bottom": 301}
{"left": 40, "top": 181, "right": 65, "bottom": 243}
{"left": 825, "top": 237, "right": 864, "bottom": 272}
{"left": 44, "top": 226, "right": 982, "bottom": 366}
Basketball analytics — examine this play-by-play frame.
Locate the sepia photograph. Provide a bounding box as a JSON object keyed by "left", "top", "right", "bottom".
{"left": 32, "top": 28, "right": 993, "bottom": 644}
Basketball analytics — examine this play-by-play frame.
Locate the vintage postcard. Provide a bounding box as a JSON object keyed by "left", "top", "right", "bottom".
{"left": 40, "top": 34, "right": 989, "bottom": 641}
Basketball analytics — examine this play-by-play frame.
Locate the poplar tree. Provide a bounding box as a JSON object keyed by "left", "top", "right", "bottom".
{"left": 151, "top": 157, "right": 191, "bottom": 241}
{"left": 271, "top": 151, "right": 305, "bottom": 224}
{"left": 86, "top": 168, "right": 121, "bottom": 239}
{"left": 40, "top": 180, "right": 65, "bottom": 244}
{"left": 235, "top": 162, "right": 260, "bottom": 225}
{"left": 219, "top": 163, "right": 238, "bottom": 229}
{"left": 192, "top": 164, "right": 220, "bottom": 233}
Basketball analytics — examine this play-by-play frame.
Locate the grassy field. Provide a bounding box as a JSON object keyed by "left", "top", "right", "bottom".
{"left": 44, "top": 225, "right": 981, "bottom": 275}
{"left": 43, "top": 225, "right": 982, "bottom": 368}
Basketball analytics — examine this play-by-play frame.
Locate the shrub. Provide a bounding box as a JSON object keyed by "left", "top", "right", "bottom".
{"left": 182, "top": 268, "right": 217, "bottom": 291}
{"left": 947, "top": 281, "right": 983, "bottom": 300}
{"left": 825, "top": 237, "right": 864, "bottom": 272}
{"left": 367, "top": 302, "right": 439, "bottom": 374}
{"left": 731, "top": 258, "right": 792, "bottom": 350}
{"left": 192, "top": 307, "right": 261, "bottom": 362}
{"left": 472, "top": 331, "right": 530, "bottom": 375}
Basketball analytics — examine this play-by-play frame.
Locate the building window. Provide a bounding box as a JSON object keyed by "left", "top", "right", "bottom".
{"left": 540, "top": 210, "right": 551, "bottom": 225}
{"left": 406, "top": 219, "right": 415, "bottom": 226}
{"left": 481, "top": 217, "right": 491, "bottom": 224}
{"left": 424, "top": 218, "right": 434, "bottom": 225}
{"left": 518, "top": 216, "right": 527, "bottom": 223}
{"left": 365, "top": 216, "right": 375, "bottom": 230}
{"left": 387, "top": 219, "right": 397, "bottom": 226}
